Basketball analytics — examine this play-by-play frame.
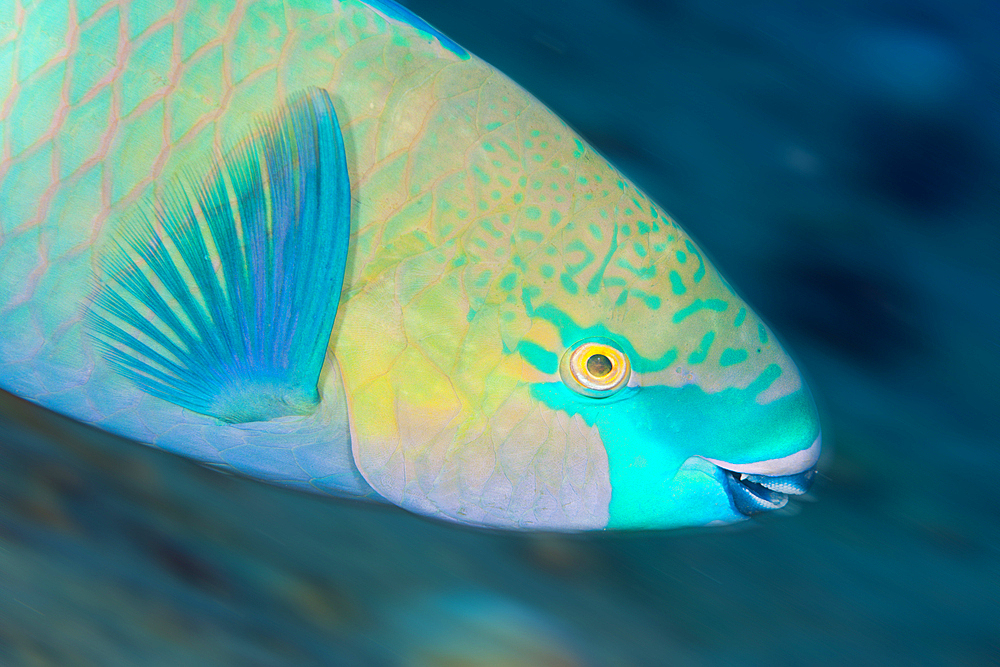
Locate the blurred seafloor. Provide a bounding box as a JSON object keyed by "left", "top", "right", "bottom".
{"left": 1, "top": 0, "right": 998, "bottom": 665}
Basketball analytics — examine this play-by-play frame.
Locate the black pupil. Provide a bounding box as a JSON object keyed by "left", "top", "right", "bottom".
{"left": 587, "top": 353, "right": 613, "bottom": 378}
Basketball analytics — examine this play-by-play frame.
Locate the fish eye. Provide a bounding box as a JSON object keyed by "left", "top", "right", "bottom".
{"left": 586, "top": 353, "right": 613, "bottom": 377}
{"left": 560, "top": 339, "right": 631, "bottom": 397}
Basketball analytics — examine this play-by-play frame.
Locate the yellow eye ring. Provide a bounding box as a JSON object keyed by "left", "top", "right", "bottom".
{"left": 559, "top": 339, "right": 631, "bottom": 397}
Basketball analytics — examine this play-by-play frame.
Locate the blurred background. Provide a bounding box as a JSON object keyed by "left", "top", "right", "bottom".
{"left": 1, "top": 0, "right": 998, "bottom": 664}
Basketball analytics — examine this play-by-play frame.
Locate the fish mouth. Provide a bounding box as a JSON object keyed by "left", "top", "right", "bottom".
{"left": 720, "top": 467, "right": 816, "bottom": 514}
{"left": 706, "top": 434, "right": 821, "bottom": 516}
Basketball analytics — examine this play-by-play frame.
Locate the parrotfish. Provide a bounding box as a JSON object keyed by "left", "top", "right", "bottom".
{"left": 0, "top": 0, "right": 821, "bottom": 530}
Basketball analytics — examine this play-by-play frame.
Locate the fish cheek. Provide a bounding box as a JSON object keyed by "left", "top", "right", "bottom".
{"left": 349, "top": 378, "right": 612, "bottom": 530}
{"left": 592, "top": 380, "right": 818, "bottom": 528}
{"left": 344, "top": 344, "right": 464, "bottom": 503}
{"left": 471, "top": 396, "right": 612, "bottom": 530}
{"left": 531, "top": 382, "right": 734, "bottom": 529}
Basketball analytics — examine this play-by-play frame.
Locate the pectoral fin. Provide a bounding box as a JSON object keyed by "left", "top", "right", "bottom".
{"left": 89, "top": 88, "right": 350, "bottom": 424}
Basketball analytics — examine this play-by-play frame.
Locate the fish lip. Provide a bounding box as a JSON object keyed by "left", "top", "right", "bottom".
{"left": 703, "top": 434, "right": 821, "bottom": 476}
{"left": 705, "top": 435, "right": 822, "bottom": 516}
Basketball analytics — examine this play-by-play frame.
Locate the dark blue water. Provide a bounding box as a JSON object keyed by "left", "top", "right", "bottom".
{"left": 1, "top": 1, "right": 997, "bottom": 664}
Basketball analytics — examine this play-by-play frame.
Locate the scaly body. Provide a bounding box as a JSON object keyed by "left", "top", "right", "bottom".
{"left": 0, "top": 0, "right": 821, "bottom": 530}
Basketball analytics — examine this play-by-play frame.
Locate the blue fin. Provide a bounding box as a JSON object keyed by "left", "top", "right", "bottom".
{"left": 89, "top": 88, "right": 351, "bottom": 424}
{"left": 363, "top": 0, "right": 468, "bottom": 59}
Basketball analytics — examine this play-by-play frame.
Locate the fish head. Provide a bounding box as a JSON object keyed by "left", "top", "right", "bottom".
{"left": 345, "top": 154, "right": 821, "bottom": 531}
{"left": 499, "top": 181, "right": 821, "bottom": 531}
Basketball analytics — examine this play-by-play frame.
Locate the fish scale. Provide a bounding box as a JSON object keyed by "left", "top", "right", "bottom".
{"left": 0, "top": 0, "right": 821, "bottom": 530}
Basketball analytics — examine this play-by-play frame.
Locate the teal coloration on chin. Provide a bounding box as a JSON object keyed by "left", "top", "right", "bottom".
{"left": 530, "top": 374, "right": 820, "bottom": 530}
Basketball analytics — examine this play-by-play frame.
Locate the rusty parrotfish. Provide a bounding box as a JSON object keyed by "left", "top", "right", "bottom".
{"left": 0, "top": 0, "right": 821, "bottom": 530}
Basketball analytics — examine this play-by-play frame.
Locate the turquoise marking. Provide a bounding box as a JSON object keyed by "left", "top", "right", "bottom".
{"left": 497, "top": 140, "right": 518, "bottom": 161}
{"left": 629, "top": 289, "right": 661, "bottom": 310}
{"left": 559, "top": 273, "right": 579, "bottom": 294}
{"left": 527, "top": 303, "right": 678, "bottom": 372}
{"left": 616, "top": 257, "right": 654, "bottom": 279}
{"left": 671, "top": 298, "right": 728, "bottom": 323}
{"left": 586, "top": 223, "right": 619, "bottom": 294}
{"left": 688, "top": 331, "right": 715, "bottom": 364}
{"left": 472, "top": 165, "right": 490, "bottom": 184}
{"left": 719, "top": 348, "right": 748, "bottom": 366}
{"left": 753, "top": 363, "right": 783, "bottom": 393}
{"left": 520, "top": 285, "right": 541, "bottom": 315}
{"left": 669, "top": 270, "right": 686, "bottom": 295}
{"left": 530, "top": 377, "right": 819, "bottom": 528}
{"left": 479, "top": 219, "right": 503, "bottom": 238}
{"left": 684, "top": 239, "right": 705, "bottom": 282}
{"left": 734, "top": 307, "right": 746, "bottom": 327}
{"left": 89, "top": 88, "right": 351, "bottom": 424}
{"left": 517, "top": 340, "right": 558, "bottom": 374}
{"left": 564, "top": 239, "right": 595, "bottom": 275}
{"left": 362, "top": 0, "right": 469, "bottom": 58}
{"left": 758, "top": 323, "right": 769, "bottom": 344}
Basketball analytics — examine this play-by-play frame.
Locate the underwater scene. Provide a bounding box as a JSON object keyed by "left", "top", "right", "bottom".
{"left": 0, "top": 0, "right": 997, "bottom": 664}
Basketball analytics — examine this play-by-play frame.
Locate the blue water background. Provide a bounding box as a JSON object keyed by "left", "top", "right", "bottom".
{"left": 1, "top": 0, "right": 997, "bottom": 664}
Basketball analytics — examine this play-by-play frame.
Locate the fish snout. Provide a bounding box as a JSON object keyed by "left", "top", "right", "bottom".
{"left": 705, "top": 433, "right": 821, "bottom": 516}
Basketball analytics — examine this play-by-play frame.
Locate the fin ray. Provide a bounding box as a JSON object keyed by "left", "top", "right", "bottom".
{"left": 89, "top": 88, "right": 351, "bottom": 424}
